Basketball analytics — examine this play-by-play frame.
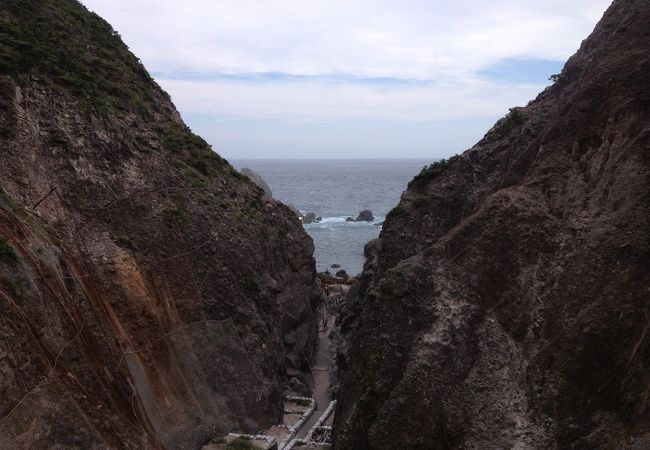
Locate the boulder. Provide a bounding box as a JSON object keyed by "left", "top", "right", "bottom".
{"left": 335, "top": 269, "right": 348, "bottom": 278}
{"left": 302, "top": 212, "right": 317, "bottom": 224}
{"left": 346, "top": 217, "right": 355, "bottom": 222}
{"left": 318, "top": 271, "right": 337, "bottom": 285}
{"left": 355, "top": 209, "right": 374, "bottom": 222}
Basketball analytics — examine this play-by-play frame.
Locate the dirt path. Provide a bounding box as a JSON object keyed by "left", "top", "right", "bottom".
{"left": 295, "top": 316, "right": 334, "bottom": 439}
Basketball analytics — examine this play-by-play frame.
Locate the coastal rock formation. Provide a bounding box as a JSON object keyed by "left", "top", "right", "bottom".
{"left": 0, "top": 1, "right": 319, "bottom": 449}
{"left": 302, "top": 213, "right": 321, "bottom": 224}
{"left": 355, "top": 210, "right": 374, "bottom": 222}
{"left": 241, "top": 167, "right": 273, "bottom": 198}
{"left": 334, "top": 1, "right": 650, "bottom": 449}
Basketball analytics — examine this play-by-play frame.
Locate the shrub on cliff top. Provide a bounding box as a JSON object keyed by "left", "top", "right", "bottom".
{"left": 408, "top": 154, "right": 460, "bottom": 190}
{"left": 491, "top": 107, "right": 527, "bottom": 136}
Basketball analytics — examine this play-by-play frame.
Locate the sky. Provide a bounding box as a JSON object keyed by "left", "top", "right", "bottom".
{"left": 80, "top": 0, "right": 611, "bottom": 160}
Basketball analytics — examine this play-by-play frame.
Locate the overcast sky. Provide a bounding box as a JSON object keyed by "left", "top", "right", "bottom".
{"left": 81, "top": 0, "right": 611, "bottom": 160}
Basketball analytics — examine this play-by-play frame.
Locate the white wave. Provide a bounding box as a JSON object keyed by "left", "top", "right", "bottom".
{"left": 318, "top": 216, "right": 348, "bottom": 223}
{"left": 304, "top": 216, "right": 386, "bottom": 225}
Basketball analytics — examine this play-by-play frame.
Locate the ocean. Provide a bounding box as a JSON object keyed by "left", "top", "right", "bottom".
{"left": 231, "top": 159, "right": 431, "bottom": 275}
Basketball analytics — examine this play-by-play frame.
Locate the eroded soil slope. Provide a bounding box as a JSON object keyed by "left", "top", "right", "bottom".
{"left": 334, "top": 0, "right": 650, "bottom": 448}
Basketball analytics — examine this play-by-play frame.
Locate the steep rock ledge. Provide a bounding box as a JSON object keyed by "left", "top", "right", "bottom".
{"left": 0, "top": 1, "right": 319, "bottom": 448}
{"left": 334, "top": 0, "right": 650, "bottom": 448}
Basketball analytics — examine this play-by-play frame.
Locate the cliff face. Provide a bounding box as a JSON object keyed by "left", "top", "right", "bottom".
{"left": 0, "top": 1, "right": 319, "bottom": 448}
{"left": 334, "top": 0, "right": 650, "bottom": 448}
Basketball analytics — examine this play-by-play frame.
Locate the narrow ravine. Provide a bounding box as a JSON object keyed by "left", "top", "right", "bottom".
{"left": 295, "top": 314, "right": 335, "bottom": 440}
{"left": 205, "top": 274, "right": 351, "bottom": 449}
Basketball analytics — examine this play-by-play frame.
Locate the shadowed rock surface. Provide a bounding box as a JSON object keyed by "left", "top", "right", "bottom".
{"left": 333, "top": 1, "right": 650, "bottom": 449}
{"left": 0, "top": 1, "right": 319, "bottom": 448}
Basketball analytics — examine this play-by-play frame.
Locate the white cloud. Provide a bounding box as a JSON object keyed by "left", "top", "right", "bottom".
{"left": 80, "top": 0, "right": 612, "bottom": 158}
{"left": 82, "top": 0, "right": 609, "bottom": 79}
{"left": 157, "top": 77, "right": 543, "bottom": 123}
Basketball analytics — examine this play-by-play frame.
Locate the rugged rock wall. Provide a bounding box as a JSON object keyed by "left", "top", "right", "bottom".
{"left": 0, "top": 1, "right": 319, "bottom": 448}
{"left": 334, "top": 0, "right": 650, "bottom": 448}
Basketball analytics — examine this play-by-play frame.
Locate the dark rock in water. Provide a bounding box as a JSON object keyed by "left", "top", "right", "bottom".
{"left": 345, "top": 217, "right": 355, "bottom": 222}
{"left": 240, "top": 167, "right": 272, "bottom": 197}
{"left": 302, "top": 212, "right": 317, "bottom": 224}
{"left": 314, "top": 216, "right": 322, "bottom": 222}
{"left": 331, "top": 264, "right": 341, "bottom": 268}
{"left": 334, "top": 2, "right": 650, "bottom": 449}
{"left": 335, "top": 269, "right": 348, "bottom": 278}
{"left": 355, "top": 209, "right": 374, "bottom": 221}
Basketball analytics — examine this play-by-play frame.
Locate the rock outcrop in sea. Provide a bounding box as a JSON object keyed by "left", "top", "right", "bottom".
{"left": 354, "top": 209, "right": 374, "bottom": 222}
{"left": 302, "top": 213, "right": 321, "bottom": 224}
{"left": 333, "top": 1, "right": 650, "bottom": 448}
{"left": 0, "top": 2, "right": 319, "bottom": 448}
{"left": 241, "top": 167, "right": 273, "bottom": 198}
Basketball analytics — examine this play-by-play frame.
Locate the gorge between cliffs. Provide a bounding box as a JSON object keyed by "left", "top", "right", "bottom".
{"left": 1, "top": 0, "right": 649, "bottom": 449}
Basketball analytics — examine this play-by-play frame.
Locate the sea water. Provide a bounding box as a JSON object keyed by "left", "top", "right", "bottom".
{"left": 231, "top": 159, "right": 430, "bottom": 275}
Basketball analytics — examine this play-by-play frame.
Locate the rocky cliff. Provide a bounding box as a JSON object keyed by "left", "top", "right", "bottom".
{"left": 334, "top": 0, "right": 650, "bottom": 448}
{"left": 0, "top": 1, "right": 319, "bottom": 448}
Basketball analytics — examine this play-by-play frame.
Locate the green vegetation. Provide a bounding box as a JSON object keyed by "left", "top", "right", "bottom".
{"left": 294, "top": 397, "right": 312, "bottom": 407}
{"left": 0, "top": 0, "right": 161, "bottom": 116}
{"left": 412, "top": 196, "right": 429, "bottom": 209}
{"left": 492, "top": 107, "right": 527, "bottom": 136}
{"left": 243, "top": 275, "right": 260, "bottom": 294}
{"left": 115, "top": 235, "right": 131, "bottom": 249}
{"left": 408, "top": 154, "right": 460, "bottom": 190}
{"left": 388, "top": 204, "right": 409, "bottom": 218}
{"left": 356, "top": 387, "right": 379, "bottom": 427}
{"left": 0, "top": 0, "right": 235, "bottom": 193}
{"left": 0, "top": 235, "right": 18, "bottom": 265}
{"left": 163, "top": 122, "right": 231, "bottom": 187}
{"left": 0, "top": 80, "right": 16, "bottom": 138}
{"left": 224, "top": 437, "right": 258, "bottom": 450}
{"left": 0, "top": 236, "right": 18, "bottom": 264}
{"left": 182, "top": 164, "right": 206, "bottom": 189}
{"left": 164, "top": 204, "right": 190, "bottom": 227}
